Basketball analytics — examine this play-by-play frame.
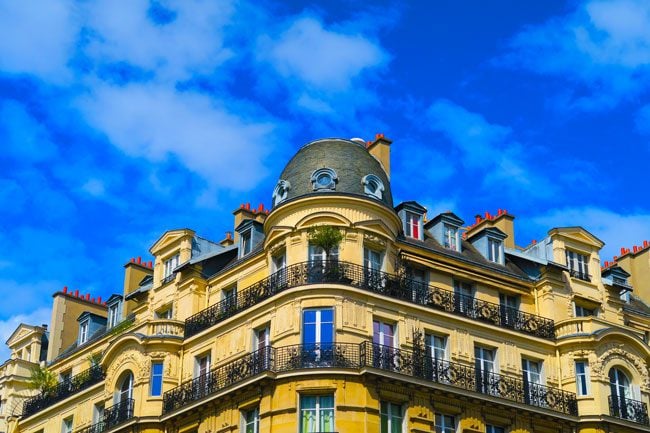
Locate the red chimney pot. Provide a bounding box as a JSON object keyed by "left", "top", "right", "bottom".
{"left": 75, "top": 290, "right": 79, "bottom": 297}
{"left": 63, "top": 286, "right": 68, "bottom": 293}
{"left": 97, "top": 296, "right": 102, "bottom": 304}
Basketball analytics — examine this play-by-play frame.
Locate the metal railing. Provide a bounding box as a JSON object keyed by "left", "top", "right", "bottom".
{"left": 609, "top": 394, "right": 649, "bottom": 425}
{"left": 163, "top": 342, "right": 576, "bottom": 416}
{"left": 569, "top": 269, "right": 591, "bottom": 282}
{"left": 76, "top": 399, "right": 135, "bottom": 433}
{"left": 22, "top": 365, "right": 104, "bottom": 418}
{"left": 185, "top": 261, "right": 554, "bottom": 339}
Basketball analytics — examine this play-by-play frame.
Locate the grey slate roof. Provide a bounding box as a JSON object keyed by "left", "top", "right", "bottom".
{"left": 275, "top": 138, "right": 393, "bottom": 208}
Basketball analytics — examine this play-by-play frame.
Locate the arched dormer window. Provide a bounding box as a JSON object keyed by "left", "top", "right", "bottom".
{"left": 272, "top": 180, "right": 291, "bottom": 207}
{"left": 362, "top": 174, "right": 384, "bottom": 200}
{"left": 116, "top": 371, "right": 134, "bottom": 404}
{"left": 311, "top": 168, "right": 338, "bottom": 191}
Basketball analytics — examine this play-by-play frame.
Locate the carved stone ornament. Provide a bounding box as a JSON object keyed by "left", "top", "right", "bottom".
{"left": 363, "top": 232, "right": 387, "bottom": 248}
{"left": 593, "top": 345, "right": 650, "bottom": 389}
{"left": 105, "top": 347, "right": 145, "bottom": 398}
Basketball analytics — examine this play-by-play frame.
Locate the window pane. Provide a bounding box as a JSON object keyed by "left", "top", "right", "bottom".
{"left": 320, "top": 309, "right": 333, "bottom": 323}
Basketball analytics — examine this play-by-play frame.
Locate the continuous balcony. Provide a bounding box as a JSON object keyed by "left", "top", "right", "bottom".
{"left": 163, "top": 342, "right": 577, "bottom": 416}
{"left": 609, "top": 395, "right": 649, "bottom": 425}
{"left": 22, "top": 365, "right": 104, "bottom": 418}
{"left": 185, "top": 261, "right": 554, "bottom": 339}
{"left": 75, "top": 399, "right": 135, "bottom": 433}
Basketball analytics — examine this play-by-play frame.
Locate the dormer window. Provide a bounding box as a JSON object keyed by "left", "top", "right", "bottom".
{"left": 79, "top": 321, "right": 89, "bottom": 344}
{"left": 425, "top": 212, "right": 464, "bottom": 252}
{"left": 396, "top": 202, "right": 427, "bottom": 241}
{"left": 362, "top": 174, "right": 384, "bottom": 200}
{"left": 566, "top": 250, "right": 590, "bottom": 281}
{"left": 444, "top": 224, "right": 458, "bottom": 250}
{"left": 467, "top": 226, "right": 506, "bottom": 265}
{"left": 241, "top": 229, "right": 252, "bottom": 256}
{"left": 163, "top": 253, "right": 180, "bottom": 283}
{"left": 406, "top": 212, "right": 421, "bottom": 239}
{"left": 488, "top": 238, "right": 502, "bottom": 263}
{"left": 311, "top": 168, "right": 338, "bottom": 191}
{"left": 108, "top": 303, "right": 120, "bottom": 328}
{"left": 236, "top": 219, "right": 264, "bottom": 258}
{"left": 272, "top": 179, "right": 291, "bottom": 206}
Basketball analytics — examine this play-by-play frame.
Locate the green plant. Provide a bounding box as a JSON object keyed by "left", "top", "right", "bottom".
{"left": 87, "top": 352, "right": 102, "bottom": 367}
{"left": 27, "top": 365, "right": 58, "bottom": 394}
{"left": 108, "top": 317, "right": 135, "bottom": 336}
{"left": 308, "top": 226, "right": 343, "bottom": 260}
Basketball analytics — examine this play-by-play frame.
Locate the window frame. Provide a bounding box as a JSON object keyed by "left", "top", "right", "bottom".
{"left": 79, "top": 321, "right": 89, "bottom": 344}
{"left": 242, "top": 405, "right": 260, "bottom": 433}
{"left": 405, "top": 211, "right": 422, "bottom": 240}
{"left": 434, "top": 412, "right": 455, "bottom": 433}
{"left": 487, "top": 238, "right": 502, "bottom": 263}
{"left": 575, "top": 360, "right": 590, "bottom": 396}
{"left": 61, "top": 416, "right": 74, "bottom": 433}
{"left": 443, "top": 223, "right": 459, "bottom": 251}
{"left": 150, "top": 361, "right": 164, "bottom": 397}
{"left": 302, "top": 308, "right": 334, "bottom": 346}
{"left": 299, "top": 394, "right": 335, "bottom": 433}
{"left": 310, "top": 168, "right": 338, "bottom": 191}
{"left": 380, "top": 401, "right": 404, "bottom": 433}
{"left": 163, "top": 253, "right": 180, "bottom": 282}
{"left": 362, "top": 174, "right": 384, "bottom": 200}
{"left": 566, "top": 250, "right": 590, "bottom": 280}
{"left": 425, "top": 333, "right": 447, "bottom": 361}
{"left": 195, "top": 353, "right": 211, "bottom": 378}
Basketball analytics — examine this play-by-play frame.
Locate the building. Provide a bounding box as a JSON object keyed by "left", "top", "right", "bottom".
{"left": 2, "top": 135, "right": 650, "bottom": 433}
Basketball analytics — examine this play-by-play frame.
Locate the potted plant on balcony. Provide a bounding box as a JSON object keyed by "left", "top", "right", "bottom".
{"left": 27, "top": 364, "right": 57, "bottom": 395}
{"left": 308, "top": 226, "right": 346, "bottom": 282}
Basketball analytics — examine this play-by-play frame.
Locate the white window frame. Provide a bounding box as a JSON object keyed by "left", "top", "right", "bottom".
{"left": 107, "top": 303, "right": 120, "bottom": 328}
{"left": 475, "top": 346, "right": 496, "bottom": 373}
{"left": 380, "top": 401, "right": 404, "bottom": 433}
{"left": 272, "top": 179, "right": 291, "bottom": 206}
{"left": 522, "top": 358, "right": 543, "bottom": 385}
{"left": 434, "top": 413, "right": 455, "bottom": 433}
{"left": 487, "top": 238, "right": 502, "bottom": 263}
{"left": 443, "top": 224, "right": 458, "bottom": 251}
{"left": 241, "top": 229, "right": 253, "bottom": 256}
{"left": 574, "top": 303, "right": 597, "bottom": 317}
{"left": 242, "top": 406, "right": 260, "bottom": 433}
{"left": 163, "top": 254, "right": 180, "bottom": 280}
{"left": 373, "top": 320, "right": 396, "bottom": 348}
{"left": 93, "top": 403, "right": 104, "bottom": 425}
{"left": 79, "top": 321, "right": 89, "bottom": 344}
{"left": 575, "top": 360, "right": 590, "bottom": 396}
{"left": 195, "top": 353, "right": 211, "bottom": 378}
{"left": 426, "top": 334, "right": 447, "bottom": 361}
{"left": 254, "top": 326, "right": 270, "bottom": 351}
{"left": 61, "top": 416, "right": 73, "bottom": 433}
{"left": 566, "top": 250, "right": 589, "bottom": 279}
{"left": 405, "top": 211, "right": 422, "bottom": 240}
{"left": 299, "top": 394, "right": 335, "bottom": 433}
{"left": 364, "top": 247, "right": 382, "bottom": 272}
{"left": 362, "top": 174, "right": 384, "bottom": 200}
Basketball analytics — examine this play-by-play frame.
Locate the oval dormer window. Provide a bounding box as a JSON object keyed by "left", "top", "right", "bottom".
{"left": 272, "top": 180, "right": 291, "bottom": 206}
{"left": 311, "top": 168, "right": 338, "bottom": 191}
{"left": 362, "top": 174, "right": 384, "bottom": 200}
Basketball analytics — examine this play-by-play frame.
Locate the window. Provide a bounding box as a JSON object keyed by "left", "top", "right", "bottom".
{"left": 222, "top": 286, "right": 238, "bottom": 313}
{"left": 254, "top": 326, "right": 271, "bottom": 369}
{"left": 272, "top": 179, "right": 291, "bottom": 206}
{"left": 475, "top": 346, "right": 496, "bottom": 395}
{"left": 155, "top": 306, "right": 173, "bottom": 319}
{"left": 308, "top": 244, "right": 339, "bottom": 282}
{"left": 108, "top": 303, "right": 120, "bottom": 328}
{"left": 61, "top": 417, "right": 73, "bottom": 433}
{"left": 373, "top": 321, "right": 395, "bottom": 347}
{"left": 241, "top": 230, "right": 253, "bottom": 256}
{"left": 117, "top": 371, "right": 133, "bottom": 403}
{"left": 488, "top": 238, "right": 502, "bottom": 263}
{"left": 522, "top": 358, "right": 542, "bottom": 385}
{"left": 195, "top": 353, "right": 211, "bottom": 378}
{"left": 93, "top": 403, "right": 105, "bottom": 425}
{"left": 426, "top": 334, "right": 447, "bottom": 360}
{"left": 310, "top": 168, "right": 338, "bottom": 191}
{"left": 499, "top": 293, "right": 519, "bottom": 326}
{"left": 150, "top": 362, "right": 163, "bottom": 396}
{"left": 408, "top": 267, "right": 428, "bottom": 303}
{"left": 443, "top": 224, "right": 458, "bottom": 251}
{"left": 0, "top": 399, "right": 4, "bottom": 415}
{"left": 309, "top": 244, "right": 339, "bottom": 263}
{"left": 609, "top": 367, "right": 631, "bottom": 400}
{"left": 303, "top": 309, "right": 334, "bottom": 346}
{"left": 60, "top": 369, "right": 72, "bottom": 384}
{"left": 79, "top": 321, "right": 89, "bottom": 344}
{"left": 380, "top": 401, "right": 403, "bottom": 433}
{"left": 575, "top": 361, "right": 589, "bottom": 396}
{"left": 272, "top": 252, "right": 286, "bottom": 273}
{"left": 242, "top": 406, "right": 260, "bottom": 433}
{"left": 362, "top": 174, "right": 384, "bottom": 199}
{"left": 566, "top": 250, "right": 590, "bottom": 281}
{"left": 435, "top": 413, "right": 455, "bottom": 433}
{"left": 364, "top": 248, "right": 382, "bottom": 271}
{"left": 486, "top": 425, "right": 505, "bottom": 433}
{"left": 255, "top": 327, "right": 270, "bottom": 351}
{"left": 163, "top": 254, "right": 179, "bottom": 281}
{"left": 300, "top": 395, "right": 334, "bottom": 433}
{"left": 405, "top": 211, "right": 421, "bottom": 239}
{"left": 574, "top": 303, "right": 596, "bottom": 317}
{"left": 373, "top": 320, "right": 396, "bottom": 369}
{"left": 454, "top": 280, "right": 474, "bottom": 314}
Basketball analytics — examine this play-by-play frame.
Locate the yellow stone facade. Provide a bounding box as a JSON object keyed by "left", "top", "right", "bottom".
{"left": 2, "top": 137, "right": 650, "bottom": 433}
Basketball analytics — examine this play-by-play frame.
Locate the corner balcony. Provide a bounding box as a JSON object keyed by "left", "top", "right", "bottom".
{"left": 185, "top": 261, "right": 554, "bottom": 339}
{"left": 22, "top": 365, "right": 104, "bottom": 418}
{"left": 609, "top": 395, "right": 650, "bottom": 425}
{"left": 163, "top": 342, "right": 576, "bottom": 417}
{"left": 75, "top": 399, "right": 135, "bottom": 433}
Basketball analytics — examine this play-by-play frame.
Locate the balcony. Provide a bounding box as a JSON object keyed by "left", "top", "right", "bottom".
{"left": 76, "top": 399, "right": 135, "bottom": 433}
{"left": 569, "top": 269, "right": 591, "bottom": 282}
{"left": 131, "top": 319, "right": 185, "bottom": 337}
{"left": 185, "top": 261, "right": 554, "bottom": 339}
{"left": 22, "top": 365, "right": 104, "bottom": 418}
{"left": 609, "top": 395, "right": 649, "bottom": 425}
{"left": 163, "top": 342, "right": 576, "bottom": 416}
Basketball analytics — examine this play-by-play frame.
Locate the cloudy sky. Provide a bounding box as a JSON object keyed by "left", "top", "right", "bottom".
{"left": 1, "top": 0, "right": 650, "bottom": 359}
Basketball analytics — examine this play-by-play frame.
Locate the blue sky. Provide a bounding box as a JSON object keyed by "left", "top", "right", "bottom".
{"left": 1, "top": 0, "right": 650, "bottom": 358}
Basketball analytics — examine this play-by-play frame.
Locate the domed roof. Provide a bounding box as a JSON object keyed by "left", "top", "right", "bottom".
{"left": 272, "top": 138, "right": 393, "bottom": 208}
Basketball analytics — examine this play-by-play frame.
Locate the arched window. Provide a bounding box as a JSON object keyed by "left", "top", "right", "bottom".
{"left": 116, "top": 371, "right": 134, "bottom": 404}
{"left": 362, "top": 174, "right": 384, "bottom": 200}
{"left": 310, "top": 168, "right": 338, "bottom": 191}
{"left": 609, "top": 367, "right": 631, "bottom": 401}
{"left": 272, "top": 180, "right": 291, "bottom": 206}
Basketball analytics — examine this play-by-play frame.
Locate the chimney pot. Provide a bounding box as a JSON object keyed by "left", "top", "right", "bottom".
{"left": 614, "top": 255, "right": 618, "bottom": 260}
{"left": 137, "top": 256, "right": 142, "bottom": 264}
{"left": 148, "top": 260, "right": 153, "bottom": 268}
{"left": 634, "top": 246, "right": 639, "bottom": 253}
{"left": 97, "top": 296, "right": 102, "bottom": 304}
{"left": 75, "top": 290, "right": 79, "bottom": 297}
{"left": 131, "top": 258, "right": 135, "bottom": 263}
{"left": 621, "top": 247, "right": 626, "bottom": 255}
{"left": 85, "top": 293, "right": 90, "bottom": 300}
{"left": 63, "top": 286, "right": 68, "bottom": 293}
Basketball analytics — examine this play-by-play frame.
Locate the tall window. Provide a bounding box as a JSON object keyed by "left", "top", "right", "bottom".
{"left": 150, "top": 362, "right": 163, "bottom": 396}
{"left": 609, "top": 368, "right": 631, "bottom": 401}
{"left": 222, "top": 286, "right": 237, "bottom": 313}
{"left": 309, "top": 244, "right": 339, "bottom": 263}
{"left": 434, "top": 413, "right": 455, "bottom": 433}
{"left": 405, "top": 212, "right": 421, "bottom": 239}
{"left": 522, "top": 358, "right": 542, "bottom": 385}
{"left": 61, "top": 417, "right": 73, "bottom": 433}
{"left": 195, "top": 354, "right": 210, "bottom": 378}
{"left": 242, "top": 406, "right": 260, "bottom": 433}
{"left": 300, "top": 395, "right": 334, "bottom": 433}
{"left": 575, "top": 361, "right": 589, "bottom": 396}
{"left": 163, "top": 254, "right": 179, "bottom": 281}
{"left": 107, "top": 303, "right": 120, "bottom": 328}
{"left": 408, "top": 267, "right": 428, "bottom": 303}
{"left": 303, "top": 309, "right": 334, "bottom": 347}
{"left": 117, "top": 371, "right": 133, "bottom": 404}
{"left": 272, "top": 252, "right": 286, "bottom": 273}
{"left": 241, "top": 230, "right": 253, "bottom": 256}
{"left": 364, "top": 248, "right": 382, "bottom": 271}
{"left": 488, "top": 238, "right": 502, "bottom": 263}
{"left": 454, "top": 280, "right": 474, "bottom": 314}
{"left": 475, "top": 346, "right": 496, "bottom": 395}
{"left": 373, "top": 320, "right": 396, "bottom": 369}
{"left": 425, "top": 334, "right": 447, "bottom": 360}
{"left": 486, "top": 425, "right": 505, "bottom": 433}
{"left": 93, "top": 403, "right": 104, "bottom": 425}
{"left": 499, "top": 293, "right": 519, "bottom": 327}
{"left": 443, "top": 224, "right": 458, "bottom": 251}
{"left": 79, "top": 321, "right": 89, "bottom": 344}
{"left": 380, "top": 401, "right": 403, "bottom": 433}
{"left": 574, "top": 304, "right": 596, "bottom": 317}
{"left": 566, "top": 250, "right": 589, "bottom": 280}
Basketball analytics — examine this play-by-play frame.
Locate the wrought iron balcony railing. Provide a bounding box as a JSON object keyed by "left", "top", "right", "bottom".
{"left": 76, "top": 399, "right": 135, "bottom": 433}
{"left": 569, "top": 269, "right": 591, "bottom": 282}
{"left": 185, "top": 261, "right": 554, "bottom": 339}
{"left": 163, "top": 342, "right": 576, "bottom": 417}
{"left": 609, "top": 395, "right": 650, "bottom": 425}
{"left": 22, "top": 365, "right": 104, "bottom": 418}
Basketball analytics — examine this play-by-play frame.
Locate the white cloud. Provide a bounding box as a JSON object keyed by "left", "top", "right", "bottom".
{"left": 77, "top": 83, "right": 276, "bottom": 191}
{"left": 500, "top": 0, "right": 650, "bottom": 110}
{"left": 81, "top": 179, "right": 106, "bottom": 197}
{"left": 0, "top": 308, "right": 51, "bottom": 362}
{"left": 83, "top": 0, "right": 235, "bottom": 82}
{"left": 259, "top": 16, "right": 386, "bottom": 91}
{"left": 0, "top": 0, "right": 78, "bottom": 83}
{"left": 531, "top": 207, "right": 650, "bottom": 262}
{"left": 426, "top": 99, "right": 555, "bottom": 198}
